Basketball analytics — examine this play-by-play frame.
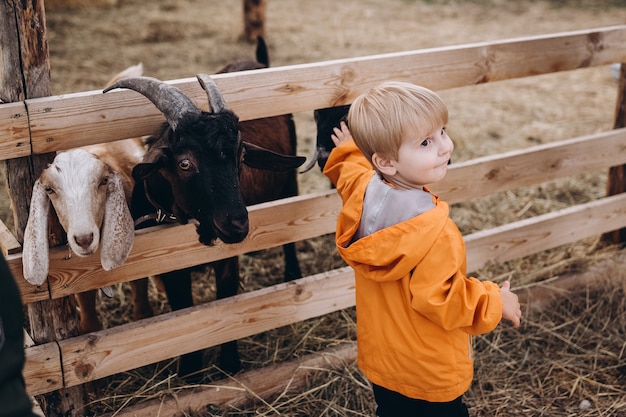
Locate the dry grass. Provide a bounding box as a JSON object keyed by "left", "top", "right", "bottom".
{"left": 470, "top": 256, "right": 626, "bottom": 417}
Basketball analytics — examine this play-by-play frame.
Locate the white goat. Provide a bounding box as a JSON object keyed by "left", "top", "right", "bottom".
{"left": 22, "top": 64, "right": 152, "bottom": 333}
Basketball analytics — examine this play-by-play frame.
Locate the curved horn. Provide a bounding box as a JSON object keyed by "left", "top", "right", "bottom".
{"left": 196, "top": 74, "right": 227, "bottom": 113}
{"left": 299, "top": 147, "right": 320, "bottom": 173}
{"left": 103, "top": 77, "right": 200, "bottom": 131}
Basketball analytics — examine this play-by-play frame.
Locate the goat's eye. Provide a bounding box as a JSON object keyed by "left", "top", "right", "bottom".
{"left": 178, "top": 159, "right": 191, "bottom": 171}
{"left": 99, "top": 177, "right": 109, "bottom": 187}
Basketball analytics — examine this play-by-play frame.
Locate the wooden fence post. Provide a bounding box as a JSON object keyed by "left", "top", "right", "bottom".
{"left": 604, "top": 63, "right": 626, "bottom": 245}
{"left": 241, "top": 0, "right": 266, "bottom": 43}
{"left": 0, "top": 1, "right": 90, "bottom": 415}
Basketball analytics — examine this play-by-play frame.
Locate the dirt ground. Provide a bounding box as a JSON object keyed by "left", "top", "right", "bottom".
{"left": 5, "top": 0, "right": 626, "bottom": 415}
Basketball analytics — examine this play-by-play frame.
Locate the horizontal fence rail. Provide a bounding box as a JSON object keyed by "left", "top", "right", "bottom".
{"left": 0, "top": 26, "right": 625, "bottom": 159}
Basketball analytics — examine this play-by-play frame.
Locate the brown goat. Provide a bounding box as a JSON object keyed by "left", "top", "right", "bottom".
{"left": 210, "top": 35, "right": 302, "bottom": 373}
{"left": 217, "top": 36, "right": 302, "bottom": 283}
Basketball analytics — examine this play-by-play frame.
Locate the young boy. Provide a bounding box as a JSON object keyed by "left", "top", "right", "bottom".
{"left": 323, "top": 81, "right": 522, "bottom": 417}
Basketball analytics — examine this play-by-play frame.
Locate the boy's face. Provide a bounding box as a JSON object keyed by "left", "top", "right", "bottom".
{"left": 374, "top": 125, "right": 453, "bottom": 190}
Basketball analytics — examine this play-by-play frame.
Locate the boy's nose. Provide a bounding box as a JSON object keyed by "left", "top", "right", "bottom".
{"left": 441, "top": 135, "right": 454, "bottom": 156}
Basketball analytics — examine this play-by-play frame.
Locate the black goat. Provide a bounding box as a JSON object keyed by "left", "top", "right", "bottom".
{"left": 299, "top": 104, "right": 351, "bottom": 175}
{"left": 314, "top": 104, "right": 351, "bottom": 171}
{"left": 103, "top": 39, "right": 304, "bottom": 376}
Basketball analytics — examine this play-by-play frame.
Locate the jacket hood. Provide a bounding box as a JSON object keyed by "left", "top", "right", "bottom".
{"left": 336, "top": 195, "right": 449, "bottom": 282}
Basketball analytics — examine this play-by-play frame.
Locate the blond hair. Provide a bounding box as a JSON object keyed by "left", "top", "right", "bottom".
{"left": 347, "top": 81, "right": 448, "bottom": 164}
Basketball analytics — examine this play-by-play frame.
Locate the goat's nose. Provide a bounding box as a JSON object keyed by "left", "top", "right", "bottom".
{"left": 231, "top": 215, "right": 249, "bottom": 229}
{"left": 234, "top": 218, "right": 249, "bottom": 235}
{"left": 217, "top": 216, "right": 249, "bottom": 244}
{"left": 74, "top": 233, "right": 94, "bottom": 250}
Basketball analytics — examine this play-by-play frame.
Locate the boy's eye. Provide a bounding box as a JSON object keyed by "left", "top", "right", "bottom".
{"left": 421, "top": 139, "right": 430, "bottom": 147}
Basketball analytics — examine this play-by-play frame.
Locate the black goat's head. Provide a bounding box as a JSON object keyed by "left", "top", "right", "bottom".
{"left": 304, "top": 104, "right": 351, "bottom": 172}
{"left": 104, "top": 74, "right": 304, "bottom": 246}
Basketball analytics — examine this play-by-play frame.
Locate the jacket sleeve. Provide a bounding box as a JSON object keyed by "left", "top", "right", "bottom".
{"left": 409, "top": 227, "right": 502, "bottom": 335}
{"left": 323, "top": 140, "right": 372, "bottom": 198}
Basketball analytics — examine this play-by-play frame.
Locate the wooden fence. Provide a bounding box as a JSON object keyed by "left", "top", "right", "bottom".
{"left": 1, "top": 25, "right": 626, "bottom": 415}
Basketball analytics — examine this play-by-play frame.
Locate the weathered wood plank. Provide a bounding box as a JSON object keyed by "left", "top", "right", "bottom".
{"left": 0, "top": 101, "right": 30, "bottom": 159}
{"left": 23, "top": 342, "right": 63, "bottom": 396}
{"left": 433, "top": 128, "right": 626, "bottom": 204}
{"left": 104, "top": 342, "right": 357, "bottom": 417}
{"left": 0, "top": 25, "right": 621, "bottom": 155}
{"left": 605, "top": 62, "right": 626, "bottom": 244}
{"left": 58, "top": 267, "right": 356, "bottom": 388}
{"left": 0, "top": 219, "right": 21, "bottom": 256}
{"left": 465, "top": 193, "right": 626, "bottom": 272}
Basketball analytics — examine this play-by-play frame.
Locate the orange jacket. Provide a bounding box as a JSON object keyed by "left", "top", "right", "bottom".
{"left": 324, "top": 140, "right": 502, "bottom": 402}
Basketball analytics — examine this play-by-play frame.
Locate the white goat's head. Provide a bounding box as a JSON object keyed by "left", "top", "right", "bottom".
{"left": 22, "top": 149, "right": 135, "bottom": 285}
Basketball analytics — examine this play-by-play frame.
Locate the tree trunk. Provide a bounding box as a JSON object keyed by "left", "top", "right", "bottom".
{"left": 0, "top": 1, "right": 90, "bottom": 415}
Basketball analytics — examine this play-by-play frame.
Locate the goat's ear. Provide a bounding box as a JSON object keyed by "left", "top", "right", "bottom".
{"left": 242, "top": 141, "right": 306, "bottom": 171}
{"left": 133, "top": 162, "right": 157, "bottom": 181}
{"left": 132, "top": 152, "right": 167, "bottom": 181}
{"left": 100, "top": 172, "right": 134, "bottom": 271}
{"left": 22, "top": 179, "right": 51, "bottom": 286}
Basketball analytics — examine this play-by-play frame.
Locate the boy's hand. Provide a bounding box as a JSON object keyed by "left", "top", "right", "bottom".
{"left": 331, "top": 121, "right": 353, "bottom": 146}
{"left": 500, "top": 280, "right": 522, "bottom": 328}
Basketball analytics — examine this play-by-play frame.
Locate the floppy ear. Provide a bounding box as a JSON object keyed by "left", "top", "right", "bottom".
{"left": 22, "top": 179, "right": 51, "bottom": 286}
{"left": 242, "top": 141, "right": 306, "bottom": 171}
{"left": 100, "top": 172, "right": 134, "bottom": 271}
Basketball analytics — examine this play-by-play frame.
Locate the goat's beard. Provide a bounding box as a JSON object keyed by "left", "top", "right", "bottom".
{"left": 195, "top": 221, "right": 218, "bottom": 246}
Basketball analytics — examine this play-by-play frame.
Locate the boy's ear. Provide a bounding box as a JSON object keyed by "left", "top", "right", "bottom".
{"left": 371, "top": 152, "right": 397, "bottom": 176}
